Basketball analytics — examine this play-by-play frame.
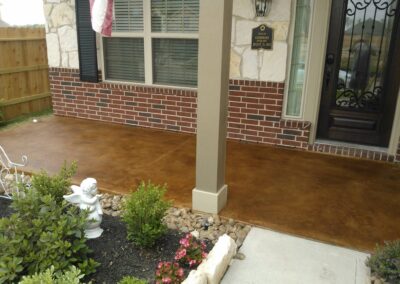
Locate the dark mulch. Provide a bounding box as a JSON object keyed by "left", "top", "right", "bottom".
{"left": 86, "top": 215, "right": 189, "bottom": 284}
{"left": 0, "top": 198, "right": 212, "bottom": 284}
{"left": 0, "top": 198, "right": 13, "bottom": 217}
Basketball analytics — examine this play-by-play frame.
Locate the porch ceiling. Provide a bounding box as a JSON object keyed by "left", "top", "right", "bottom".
{"left": 1, "top": 116, "right": 399, "bottom": 251}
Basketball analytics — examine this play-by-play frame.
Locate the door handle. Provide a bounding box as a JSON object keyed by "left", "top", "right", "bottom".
{"left": 325, "top": 67, "right": 331, "bottom": 87}
{"left": 325, "top": 53, "right": 334, "bottom": 87}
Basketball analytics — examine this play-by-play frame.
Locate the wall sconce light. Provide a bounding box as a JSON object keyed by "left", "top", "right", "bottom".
{"left": 255, "top": 0, "right": 272, "bottom": 17}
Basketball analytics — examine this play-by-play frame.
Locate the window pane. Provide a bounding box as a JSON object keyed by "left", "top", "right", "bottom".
{"left": 103, "top": 37, "right": 145, "bottom": 82}
{"left": 113, "top": 0, "right": 143, "bottom": 32}
{"left": 151, "top": 0, "right": 199, "bottom": 33}
{"left": 286, "top": 0, "right": 311, "bottom": 116}
{"left": 152, "top": 38, "right": 198, "bottom": 87}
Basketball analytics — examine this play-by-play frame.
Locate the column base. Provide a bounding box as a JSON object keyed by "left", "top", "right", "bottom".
{"left": 192, "top": 185, "right": 228, "bottom": 214}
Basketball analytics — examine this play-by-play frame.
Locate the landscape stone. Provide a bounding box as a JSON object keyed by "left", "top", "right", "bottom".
{"left": 51, "top": 2, "right": 75, "bottom": 27}
{"left": 45, "top": 33, "right": 60, "bottom": 67}
{"left": 197, "top": 234, "right": 238, "bottom": 284}
{"left": 233, "top": 0, "right": 255, "bottom": 20}
{"left": 260, "top": 41, "right": 288, "bottom": 82}
{"left": 267, "top": 0, "right": 291, "bottom": 22}
{"left": 230, "top": 48, "right": 241, "bottom": 78}
{"left": 182, "top": 269, "right": 207, "bottom": 284}
{"left": 58, "top": 25, "right": 78, "bottom": 53}
{"left": 99, "top": 193, "right": 251, "bottom": 247}
{"left": 242, "top": 48, "right": 259, "bottom": 79}
{"left": 235, "top": 20, "right": 259, "bottom": 46}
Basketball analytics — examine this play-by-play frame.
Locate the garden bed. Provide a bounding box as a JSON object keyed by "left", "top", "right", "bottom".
{"left": 0, "top": 198, "right": 212, "bottom": 283}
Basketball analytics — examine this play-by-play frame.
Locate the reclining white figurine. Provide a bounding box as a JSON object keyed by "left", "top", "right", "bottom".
{"left": 63, "top": 178, "right": 103, "bottom": 239}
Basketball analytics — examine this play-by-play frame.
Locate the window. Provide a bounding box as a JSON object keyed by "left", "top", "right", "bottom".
{"left": 285, "top": 0, "right": 312, "bottom": 116}
{"left": 102, "top": 0, "right": 199, "bottom": 87}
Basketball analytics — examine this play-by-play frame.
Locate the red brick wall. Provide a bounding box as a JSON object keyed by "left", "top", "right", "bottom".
{"left": 309, "top": 142, "right": 398, "bottom": 163}
{"left": 50, "top": 67, "right": 399, "bottom": 163}
{"left": 50, "top": 68, "right": 197, "bottom": 133}
{"left": 50, "top": 68, "right": 310, "bottom": 147}
{"left": 227, "top": 80, "right": 311, "bottom": 148}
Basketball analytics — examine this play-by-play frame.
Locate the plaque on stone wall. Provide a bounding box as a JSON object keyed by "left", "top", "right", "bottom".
{"left": 251, "top": 24, "right": 273, "bottom": 50}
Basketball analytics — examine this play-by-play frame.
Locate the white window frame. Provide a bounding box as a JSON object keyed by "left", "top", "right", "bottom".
{"left": 100, "top": 0, "right": 199, "bottom": 89}
{"left": 283, "top": 0, "right": 314, "bottom": 120}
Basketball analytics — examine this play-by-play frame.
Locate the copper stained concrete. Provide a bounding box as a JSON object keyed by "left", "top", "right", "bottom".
{"left": 1, "top": 116, "right": 399, "bottom": 251}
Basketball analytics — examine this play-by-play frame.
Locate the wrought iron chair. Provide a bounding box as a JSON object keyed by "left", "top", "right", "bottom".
{"left": 0, "top": 145, "right": 28, "bottom": 199}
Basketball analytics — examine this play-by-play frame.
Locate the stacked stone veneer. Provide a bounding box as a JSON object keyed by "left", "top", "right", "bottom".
{"left": 43, "top": 0, "right": 79, "bottom": 69}
{"left": 43, "top": 0, "right": 291, "bottom": 84}
{"left": 230, "top": 0, "right": 290, "bottom": 81}
{"left": 50, "top": 68, "right": 310, "bottom": 148}
{"left": 397, "top": 141, "right": 400, "bottom": 162}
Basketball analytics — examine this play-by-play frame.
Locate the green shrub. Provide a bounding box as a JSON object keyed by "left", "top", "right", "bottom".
{"left": 31, "top": 162, "right": 77, "bottom": 203}
{"left": 0, "top": 187, "right": 98, "bottom": 283}
{"left": 366, "top": 240, "right": 400, "bottom": 283}
{"left": 117, "top": 276, "right": 148, "bottom": 284}
{"left": 19, "top": 266, "right": 84, "bottom": 284}
{"left": 122, "top": 181, "right": 171, "bottom": 248}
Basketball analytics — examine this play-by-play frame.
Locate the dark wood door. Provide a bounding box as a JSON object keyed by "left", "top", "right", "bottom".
{"left": 317, "top": 0, "right": 400, "bottom": 147}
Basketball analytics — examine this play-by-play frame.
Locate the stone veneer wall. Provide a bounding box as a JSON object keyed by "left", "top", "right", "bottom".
{"left": 43, "top": 0, "right": 79, "bottom": 69}
{"left": 43, "top": 0, "right": 291, "bottom": 83}
{"left": 397, "top": 141, "right": 400, "bottom": 162}
{"left": 230, "top": 0, "right": 290, "bottom": 82}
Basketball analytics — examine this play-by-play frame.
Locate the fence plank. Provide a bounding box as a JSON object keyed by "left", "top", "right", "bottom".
{"left": 0, "top": 27, "right": 51, "bottom": 122}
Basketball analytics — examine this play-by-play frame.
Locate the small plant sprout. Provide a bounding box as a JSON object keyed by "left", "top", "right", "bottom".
{"left": 155, "top": 262, "right": 184, "bottom": 284}
{"left": 174, "top": 233, "right": 207, "bottom": 268}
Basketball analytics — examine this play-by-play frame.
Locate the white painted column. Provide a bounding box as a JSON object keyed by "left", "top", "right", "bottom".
{"left": 192, "top": 0, "right": 233, "bottom": 214}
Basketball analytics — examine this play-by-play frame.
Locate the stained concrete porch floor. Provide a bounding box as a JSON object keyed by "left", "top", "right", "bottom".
{"left": 1, "top": 116, "right": 399, "bottom": 251}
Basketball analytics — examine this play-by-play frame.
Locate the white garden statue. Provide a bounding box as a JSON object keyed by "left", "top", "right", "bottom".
{"left": 63, "top": 178, "right": 103, "bottom": 239}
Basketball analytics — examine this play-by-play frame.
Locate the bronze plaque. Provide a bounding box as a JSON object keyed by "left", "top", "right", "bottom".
{"left": 251, "top": 24, "right": 273, "bottom": 50}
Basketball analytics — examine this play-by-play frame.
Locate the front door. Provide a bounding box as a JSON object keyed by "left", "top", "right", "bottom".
{"left": 318, "top": 0, "right": 400, "bottom": 146}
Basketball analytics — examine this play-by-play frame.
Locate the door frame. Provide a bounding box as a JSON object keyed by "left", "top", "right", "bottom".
{"left": 299, "top": 0, "right": 400, "bottom": 155}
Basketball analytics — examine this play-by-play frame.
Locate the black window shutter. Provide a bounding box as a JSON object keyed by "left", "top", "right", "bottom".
{"left": 75, "top": 0, "right": 99, "bottom": 82}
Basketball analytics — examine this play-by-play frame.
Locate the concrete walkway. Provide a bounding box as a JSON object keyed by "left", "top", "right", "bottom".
{"left": 222, "top": 228, "right": 370, "bottom": 284}
{"left": 1, "top": 116, "right": 400, "bottom": 251}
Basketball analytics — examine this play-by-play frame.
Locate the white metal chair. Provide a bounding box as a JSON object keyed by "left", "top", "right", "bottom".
{"left": 0, "top": 145, "right": 28, "bottom": 199}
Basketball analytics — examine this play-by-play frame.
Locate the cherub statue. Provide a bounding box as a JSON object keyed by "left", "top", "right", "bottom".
{"left": 63, "top": 178, "right": 103, "bottom": 239}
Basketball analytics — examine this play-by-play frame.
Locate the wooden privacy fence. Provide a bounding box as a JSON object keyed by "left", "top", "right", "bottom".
{"left": 0, "top": 27, "right": 51, "bottom": 122}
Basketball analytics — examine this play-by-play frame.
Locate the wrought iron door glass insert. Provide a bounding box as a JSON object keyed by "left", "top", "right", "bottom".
{"left": 336, "top": 0, "right": 398, "bottom": 110}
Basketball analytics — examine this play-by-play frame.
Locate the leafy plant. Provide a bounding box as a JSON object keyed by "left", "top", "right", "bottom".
{"left": 0, "top": 110, "right": 4, "bottom": 125}
{"left": 122, "top": 181, "right": 171, "bottom": 247}
{"left": 155, "top": 262, "right": 184, "bottom": 284}
{"left": 0, "top": 175, "right": 98, "bottom": 283}
{"left": 19, "top": 266, "right": 84, "bottom": 284}
{"left": 175, "top": 234, "right": 207, "bottom": 268}
{"left": 117, "top": 276, "right": 148, "bottom": 284}
{"left": 366, "top": 240, "right": 400, "bottom": 283}
{"left": 31, "top": 161, "right": 77, "bottom": 203}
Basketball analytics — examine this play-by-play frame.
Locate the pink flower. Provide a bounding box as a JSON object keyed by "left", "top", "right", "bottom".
{"left": 175, "top": 248, "right": 187, "bottom": 260}
{"left": 177, "top": 268, "right": 184, "bottom": 277}
{"left": 162, "top": 277, "right": 172, "bottom": 284}
{"left": 179, "top": 237, "right": 190, "bottom": 248}
{"left": 189, "top": 259, "right": 197, "bottom": 267}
